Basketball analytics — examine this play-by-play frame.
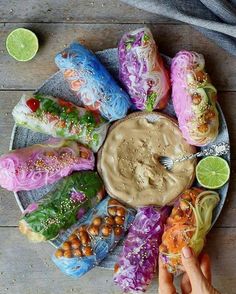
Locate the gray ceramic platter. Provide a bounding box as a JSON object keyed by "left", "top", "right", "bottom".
{"left": 10, "top": 48, "right": 230, "bottom": 269}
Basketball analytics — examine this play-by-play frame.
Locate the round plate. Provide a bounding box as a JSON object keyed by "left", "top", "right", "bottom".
{"left": 10, "top": 48, "right": 230, "bottom": 269}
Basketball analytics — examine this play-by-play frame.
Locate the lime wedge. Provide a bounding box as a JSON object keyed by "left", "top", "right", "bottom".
{"left": 6, "top": 28, "right": 39, "bottom": 62}
{"left": 196, "top": 156, "right": 230, "bottom": 189}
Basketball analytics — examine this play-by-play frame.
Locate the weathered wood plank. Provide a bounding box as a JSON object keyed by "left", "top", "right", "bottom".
{"left": 0, "top": 23, "right": 235, "bottom": 91}
{"left": 0, "top": 0, "right": 174, "bottom": 24}
{"left": 0, "top": 227, "right": 235, "bottom": 294}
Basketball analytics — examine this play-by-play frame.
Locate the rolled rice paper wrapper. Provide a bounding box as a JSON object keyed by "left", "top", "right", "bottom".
{"left": 12, "top": 93, "right": 109, "bottom": 152}
{"left": 113, "top": 206, "right": 170, "bottom": 293}
{"left": 19, "top": 171, "right": 104, "bottom": 242}
{"left": 159, "top": 188, "right": 220, "bottom": 275}
{"left": 0, "top": 138, "right": 94, "bottom": 192}
{"left": 118, "top": 27, "right": 170, "bottom": 111}
{"left": 171, "top": 50, "right": 219, "bottom": 146}
{"left": 55, "top": 42, "right": 131, "bottom": 121}
{"left": 52, "top": 197, "right": 136, "bottom": 277}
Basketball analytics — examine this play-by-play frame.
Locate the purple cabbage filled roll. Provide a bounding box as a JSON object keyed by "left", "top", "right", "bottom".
{"left": 113, "top": 206, "right": 170, "bottom": 293}
{"left": 118, "top": 27, "right": 170, "bottom": 111}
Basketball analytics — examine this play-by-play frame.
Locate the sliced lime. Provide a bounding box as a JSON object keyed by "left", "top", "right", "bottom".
{"left": 196, "top": 156, "right": 230, "bottom": 189}
{"left": 6, "top": 28, "right": 38, "bottom": 62}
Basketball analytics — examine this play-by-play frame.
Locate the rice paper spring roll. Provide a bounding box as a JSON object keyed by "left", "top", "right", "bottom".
{"left": 159, "top": 188, "right": 219, "bottom": 275}
{"left": 19, "top": 171, "right": 104, "bottom": 242}
{"left": 12, "top": 93, "right": 109, "bottom": 152}
{"left": 55, "top": 42, "right": 131, "bottom": 121}
{"left": 171, "top": 50, "right": 219, "bottom": 146}
{"left": 0, "top": 138, "right": 94, "bottom": 192}
{"left": 113, "top": 206, "right": 170, "bottom": 293}
{"left": 118, "top": 27, "right": 170, "bottom": 111}
{"left": 52, "top": 197, "right": 136, "bottom": 277}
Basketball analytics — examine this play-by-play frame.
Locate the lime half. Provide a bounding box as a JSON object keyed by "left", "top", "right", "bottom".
{"left": 196, "top": 156, "right": 230, "bottom": 189}
{"left": 6, "top": 28, "right": 38, "bottom": 61}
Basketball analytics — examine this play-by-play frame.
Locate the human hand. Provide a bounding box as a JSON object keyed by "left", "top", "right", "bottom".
{"left": 158, "top": 246, "right": 220, "bottom": 294}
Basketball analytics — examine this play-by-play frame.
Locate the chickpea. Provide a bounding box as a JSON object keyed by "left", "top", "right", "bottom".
{"left": 195, "top": 71, "right": 207, "bottom": 83}
{"left": 114, "top": 227, "right": 123, "bottom": 236}
{"left": 73, "top": 248, "right": 83, "bottom": 257}
{"left": 105, "top": 216, "right": 115, "bottom": 226}
{"left": 108, "top": 199, "right": 121, "bottom": 206}
{"left": 102, "top": 225, "right": 112, "bottom": 237}
{"left": 71, "top": 239, "right": 81, "bottom": 249}
{"left": 79, "top": 230, "right": 89, "bottom": 238}
{"left": 116, "top": 207, "right": 126, "bottom": 217}
{"left": 82, "top": 246, "right": 93, "bottom": 256}
{"left": 62, "top": 241, "right": 71, "bottom": 251}
{"left": 73, "top": 225, "right": 87, "bottom": 236}
{"left": 92, "top": 217, "right": 102, "bottom": 227}
{"left": 205, "top": 110, "right": 215, "bottom": 120}
{"left": 80, "top": 232, "right": 91, "bottom": 245}
{"left": 68, "top": 234, "right": 78, "bottom": 241}
{"left": 88, "top": 225, "right": 99, "bottom": 236}
{"left": 55, "top": 249, "right": 64, "bottom": 258}
{"left": 192, "top": 93, "right": 202, "bottom": 105}
{"left": 115, "top": 216, "right": 125, "bottom": 225}
{"left": 198, "top": 123, "right": 208, "bottom": 133}
{"left": 80, "top": 151, "right": 89, "bottom": 159}
{"left": 108, "top": 207, "right": 117, "bottom": 217}
{"left": 64, "top": 250, "right": 72, "bottom": 258}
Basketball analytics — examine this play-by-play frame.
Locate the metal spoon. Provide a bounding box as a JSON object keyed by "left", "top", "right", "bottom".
{"left": 159, "top": 142, "right": 230, "bottom": 171}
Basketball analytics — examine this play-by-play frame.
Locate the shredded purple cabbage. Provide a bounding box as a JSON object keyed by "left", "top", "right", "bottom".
{"left": 114, "top": 206, "right": 170, "bottom": 292}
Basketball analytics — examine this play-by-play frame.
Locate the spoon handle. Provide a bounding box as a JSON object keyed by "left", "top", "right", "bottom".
{"left": 174, "top": 142, "right": 230, "bottom": 163}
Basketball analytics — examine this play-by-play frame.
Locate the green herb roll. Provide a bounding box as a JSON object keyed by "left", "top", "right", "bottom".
{"left": 19, "top": 172, "right": 104, "bottom": 242}
{"left": 12, "top": 94, "right": 109, "bottom": 152}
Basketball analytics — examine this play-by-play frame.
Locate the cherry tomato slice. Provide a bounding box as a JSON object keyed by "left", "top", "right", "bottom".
{"left": 26, "top": 98, "right": 40, "bottom": 112}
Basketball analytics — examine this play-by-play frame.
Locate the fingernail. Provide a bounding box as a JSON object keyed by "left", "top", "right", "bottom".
{"left": 182, "top": 246, "right": 192, "bottom": 258}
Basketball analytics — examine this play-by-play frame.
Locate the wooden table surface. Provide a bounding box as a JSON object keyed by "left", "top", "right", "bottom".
{"left": 0, "top": 1, "right": 236, "bottom": 294}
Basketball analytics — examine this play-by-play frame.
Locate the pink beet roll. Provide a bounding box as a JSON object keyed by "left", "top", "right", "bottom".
{"left": 171, "top": 50, "right": 219, "bottom": 146}
{"left": 0, "top": 138, "right": 94, "bottom": 192}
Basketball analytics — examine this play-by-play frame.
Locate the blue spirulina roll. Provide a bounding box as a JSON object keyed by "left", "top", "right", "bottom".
{"left": 55, "top": 42, "right": 131, "bottom": 121}
{"left": 52, "top": 197, "right": 136, "bottom": 277}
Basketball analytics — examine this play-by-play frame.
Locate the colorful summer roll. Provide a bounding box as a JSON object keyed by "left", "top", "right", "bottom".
{"left": 12, "top": 93, "right": 109, "bottom": 152}
{"left": 114, "top": 206, "right": 170, "bottom": 293}
{"left": 19, "top": 172, "right": 104, "bottom": 242}
{"left": 0, "top": 138, "right": 94, "bottom": 192}
{"left": 118, "top": 27, "right": 170, "bottom": 111}
{"left": 52, "top": 197, "right": 136, "bottom": 277}
{"left": 55, "top": 42, "right": 131, "bottom": 121}
{"left": 171, "top": 50, "right": 219, "bottom": 146}
{"left": 159, "top": 188, "right": 219, "bottom": 274}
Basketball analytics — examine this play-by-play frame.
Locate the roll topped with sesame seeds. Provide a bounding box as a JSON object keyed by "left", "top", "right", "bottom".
{"left": 0, "top": 138, "right": 94, "bottom": 192}
{"left": 97, "top": 112, "right": 196, "bottom": 207}
{"left": 171, "top": 50, "right": 219, "bottom": 146}
{"left": 19, "top": 171, "right": 104, "bottom": 242}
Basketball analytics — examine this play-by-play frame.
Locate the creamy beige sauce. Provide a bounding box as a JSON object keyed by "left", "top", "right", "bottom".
{"left": 99, "top": 113, "right": 196, "bottom": 207}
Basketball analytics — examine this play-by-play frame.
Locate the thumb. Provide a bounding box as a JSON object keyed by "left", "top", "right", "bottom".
{"left": 181, "top": 247, "right": 206, "bottom": 288}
